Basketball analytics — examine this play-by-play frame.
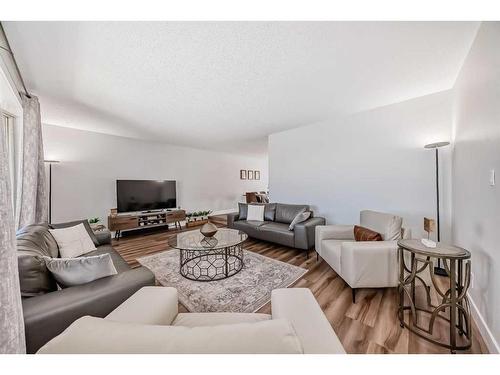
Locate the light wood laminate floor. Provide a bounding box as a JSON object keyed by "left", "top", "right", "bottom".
{"left": 112, "top": 216, "right": 489, "bottom": 354}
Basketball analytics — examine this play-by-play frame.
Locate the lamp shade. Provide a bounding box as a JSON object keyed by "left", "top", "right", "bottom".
{"left": 424, "top": 141, "right": 450, "bottom": 149}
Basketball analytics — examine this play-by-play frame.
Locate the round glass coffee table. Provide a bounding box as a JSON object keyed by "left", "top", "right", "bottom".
{"left": 168, "top": 228, "right": 248, "bottom": 281}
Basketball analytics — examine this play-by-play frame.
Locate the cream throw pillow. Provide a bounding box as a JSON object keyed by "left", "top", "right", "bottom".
{"left": 246, "top": 204, "right": 265, "bottom": 221}
{"left": 49, "top": 223, "right": 97, "bottom": 258}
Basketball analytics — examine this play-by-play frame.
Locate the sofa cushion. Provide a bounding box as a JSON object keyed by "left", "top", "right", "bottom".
{"left": 37, "top": 316, "right": 303, "bottom": 354}
{"left": 50, "top": 220, "right": 100, "bottom": 247}
{"left": 353, "top": 225, "right": 383, "bottom": 241}
{"left": 275, "top": 204, "right": 310, "bottom": 224}
{"left": 173, "top": 312, "right": 271, "bottom": 327}
{"left": 359, "top": 210, "right": 402, "bottom": 241}
{"left": 259, "top": 222, "right": 295, "bottom": 247}
{"left": 17, "top": 223, "right": 59, "bottom": 297}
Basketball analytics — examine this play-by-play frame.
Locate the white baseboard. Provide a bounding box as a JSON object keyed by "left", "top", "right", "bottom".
{"left": 468, "top": 292, "right": 500, "bottom": 353}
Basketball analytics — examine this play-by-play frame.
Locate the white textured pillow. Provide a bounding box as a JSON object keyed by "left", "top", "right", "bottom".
{"left": 37, "top": 316, "right": 303, "bottom": 354}
{"left": 49, "top": 223, "right": 97, "bottom": 258}
{"left": 246, "top": 204, "right": 265, "bottom": 221}
{"left": 43, "top": 254, "right": 117, "bottom": 288}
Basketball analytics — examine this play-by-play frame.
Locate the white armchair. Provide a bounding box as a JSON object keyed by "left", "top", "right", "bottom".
{"left": 315, "top": 210, "right": 411, "bottom": 303}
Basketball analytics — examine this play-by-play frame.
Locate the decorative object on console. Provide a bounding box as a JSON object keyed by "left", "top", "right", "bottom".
{"left": 110, "top": 208, "right": 117, "bottom": 217}
{"left": 185, "top": 210, "right": 212, "bottom": 228}
{"left": 88, "top": 217, "right": 105, "bottom": 232}
{"left": 43, "top": 253, "right": 118, "bottom": 288}
{"left": 424, "top": 141, "right": 450, "bottom": 276}
{"left": 44, "top": 160, "right": 59, "bottom": 224}
{"left": 48, "top": 223, "right": 97, "bottom": 258}
{"left": 353, "top": 225, "right": 383, "bottom": 241}
{"left": 424, "top": 217, "right": 436, "bottom": 239}
{"left": 200, "top": 222, "right": 218, "bottom": 237}
{"left": 240, "top": 169, "right": 247, "bottom": 180}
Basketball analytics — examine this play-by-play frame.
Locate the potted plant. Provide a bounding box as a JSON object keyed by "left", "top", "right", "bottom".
{"left": 88, "top": 217, "right": 105, "bottom": 232}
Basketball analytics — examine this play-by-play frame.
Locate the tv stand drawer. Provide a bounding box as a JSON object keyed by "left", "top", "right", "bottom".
{"left": 108, "top": 216, "right": 138, "bottom": 231}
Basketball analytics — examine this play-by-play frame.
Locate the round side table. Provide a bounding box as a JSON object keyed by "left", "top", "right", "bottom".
{"left": 397, "top": 239, "right": 472, "bottom": 353}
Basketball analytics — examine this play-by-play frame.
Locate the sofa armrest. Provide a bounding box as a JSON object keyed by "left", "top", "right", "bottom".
{"left": 315, "top": 225, "right": 355, "bottom": 256}
{"left": 227, "top": 212, "right": 239, "bottom": 228}
{"left": 105, "top": 286, "right": 178, "bottom": 325}
{"left": 293, "top": 217, "right": 326, "bottom": 250}
{"left": 340, "top": 241, "right": 399, "bottom": 288}
{"left": 271, "top": 288, "right": 345, "bottom": 354}
{"left": 22, "top": 266, "right": 155, "bottom": 353}
{"left": 94, "top": 229, "right": 111, "bottom": 245}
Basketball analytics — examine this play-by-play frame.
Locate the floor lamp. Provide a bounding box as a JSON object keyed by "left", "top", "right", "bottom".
{"left": 44, "top": 160, "right": 59, "bottom": 224}
{"left": 424, "top": 141, "right": 450, "bottom": 276}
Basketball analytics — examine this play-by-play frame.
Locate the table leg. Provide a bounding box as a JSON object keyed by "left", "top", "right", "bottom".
{"left": 225, "top": 247, "right": 229, "bottom": 277}
{"left": 450, "top": 259, "right": 457, "bottom": 353}
{"left": 411, "top": 252, "right": 416, "bottom": 325}
{"left": 398, "top": 247, "right": 405, "bottom": 327}
{"left": 458, "top": 260, "right": 464, "bottom": 336}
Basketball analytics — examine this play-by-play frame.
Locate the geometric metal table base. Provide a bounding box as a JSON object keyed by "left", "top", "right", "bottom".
{"left": 179, "top": 243, "right": 244, "bottom": 281}
{"left": 398, "top": 240, "right": 472, "bottom": 353}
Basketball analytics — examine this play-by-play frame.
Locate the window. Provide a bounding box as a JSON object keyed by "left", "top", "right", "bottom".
{"left": 1, "top": 110, "right": 16, "bottom": 207}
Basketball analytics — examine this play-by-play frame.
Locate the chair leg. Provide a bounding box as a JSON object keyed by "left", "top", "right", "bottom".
{"left": 352, "top": 288, "right": 356, "bottom": 304}
{"left": 316, "top": 252, "right": 319, "bottom": 261}
{"left": 305, "top": 249, "right": 309, "bottom": 259}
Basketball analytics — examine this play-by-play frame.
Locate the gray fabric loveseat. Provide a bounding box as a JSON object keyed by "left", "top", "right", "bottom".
{"left": 227, "top": 203, "right": 325, "bottom": 256}
{"left": 16, "top": 220, "right": 155, "bottom": 353}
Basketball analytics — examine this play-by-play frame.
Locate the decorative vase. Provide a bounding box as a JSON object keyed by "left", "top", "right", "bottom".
{"left": 200, "top": 223, "right": 218, "bottom": 237}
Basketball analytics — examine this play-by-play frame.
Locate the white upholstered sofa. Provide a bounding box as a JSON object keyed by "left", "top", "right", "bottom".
{"left": 315, "top": 210, "right": 411, "bottom": 303}
{"left": 37, "top": 286, "right": 345, "bottom": 354}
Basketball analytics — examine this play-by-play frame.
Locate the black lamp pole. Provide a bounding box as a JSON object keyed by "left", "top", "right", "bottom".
{"left": 424, "top": 142, "right": 450, "bottom": 276}
{"left": 44, "top": 160, "right": 59, "bottom": 224}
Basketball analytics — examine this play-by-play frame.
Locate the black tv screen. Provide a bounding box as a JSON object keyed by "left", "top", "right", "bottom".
{"left": 117, "top": 180, "right": 177, "bottom": 213}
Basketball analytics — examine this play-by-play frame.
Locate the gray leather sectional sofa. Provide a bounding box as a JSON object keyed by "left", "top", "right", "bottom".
{"left": 16, "top": 220, "right": 155, "bottom": 353}
{"left": 227, "top": 203, "right": 325, "bottom": 256}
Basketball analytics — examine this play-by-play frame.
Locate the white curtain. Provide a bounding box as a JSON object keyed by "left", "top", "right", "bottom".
{"left": 17, "top": 95, "right": 47, "bottom": 228}
{"left": 0, "top": 119, "right": 26, "bottom": 353}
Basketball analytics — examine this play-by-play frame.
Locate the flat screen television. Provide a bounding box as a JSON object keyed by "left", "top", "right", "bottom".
{"left": 116, "top": 180, "right": 177, "bottom": 213}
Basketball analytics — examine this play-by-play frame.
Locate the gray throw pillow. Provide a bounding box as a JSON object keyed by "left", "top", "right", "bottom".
{"left": 238, "top": 202, "right": 248, "bottom": 220}
{"left": 43, "top": 254, "right": 117, "bottom": 288}
{"left": 289, "top": 211, "right": 311, "bottom": 231}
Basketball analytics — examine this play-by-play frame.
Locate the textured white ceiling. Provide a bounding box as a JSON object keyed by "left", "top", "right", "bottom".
{"left": 4, "top": 21, "right": 479, "bottom": 155}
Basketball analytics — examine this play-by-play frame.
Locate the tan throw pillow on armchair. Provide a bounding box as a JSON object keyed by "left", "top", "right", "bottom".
{"left": 353, "top": 225, "right": 383, "bottom": 241}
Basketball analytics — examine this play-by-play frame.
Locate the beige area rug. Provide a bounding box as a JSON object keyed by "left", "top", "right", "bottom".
{"left": 137, "top": 249, "right": 307, "bottom": 313}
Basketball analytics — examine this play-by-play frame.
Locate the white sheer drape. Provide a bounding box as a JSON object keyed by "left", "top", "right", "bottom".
{"left": 0, "top": 118, "right": 26, "bottom": 353}
{"left": 17, "top": 95, "right": 47, "bottom": 228}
